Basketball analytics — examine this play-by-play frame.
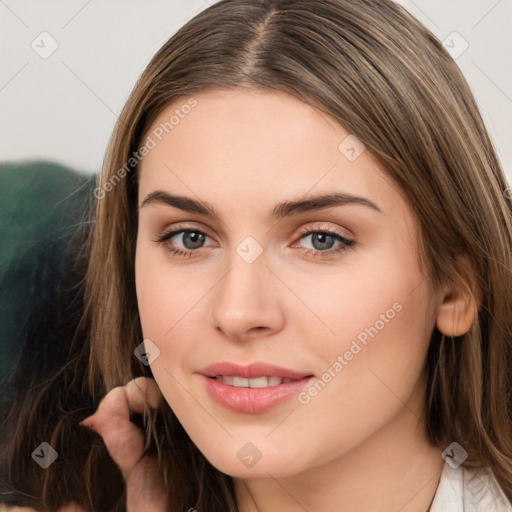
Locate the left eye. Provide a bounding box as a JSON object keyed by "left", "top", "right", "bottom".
{"left": 298, "top": 231, "right": 351, "bottom": 251}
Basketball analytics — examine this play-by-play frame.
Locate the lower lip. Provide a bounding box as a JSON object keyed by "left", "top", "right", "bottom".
{"left": 201, "top": 375, "right": 314, "bottom": 414}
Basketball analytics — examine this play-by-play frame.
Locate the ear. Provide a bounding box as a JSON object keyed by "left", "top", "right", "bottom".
{"left": 436, "top": 255, "right": 479, "bottom": 337}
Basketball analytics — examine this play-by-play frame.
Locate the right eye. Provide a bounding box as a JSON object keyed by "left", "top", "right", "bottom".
{"left": 153, "top": 228, "right": 216, "bottom": 258}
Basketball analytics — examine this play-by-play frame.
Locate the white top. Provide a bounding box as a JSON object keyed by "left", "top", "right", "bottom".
{"left": 430, "top": 462, "right": 512, "bottom": 511}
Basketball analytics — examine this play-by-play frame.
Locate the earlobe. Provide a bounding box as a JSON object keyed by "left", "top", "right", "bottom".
{"left": 436, "top": 256, "right": 480, "bottom": 337}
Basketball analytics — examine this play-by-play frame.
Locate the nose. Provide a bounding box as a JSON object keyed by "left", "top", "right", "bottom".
{"left": 209, "top": 253, "right": 286, "bottom": 341}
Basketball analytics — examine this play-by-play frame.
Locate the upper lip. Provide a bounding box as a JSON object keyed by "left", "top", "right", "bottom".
{"left": 199, "top": 361, "right": 314, "bottom": 380}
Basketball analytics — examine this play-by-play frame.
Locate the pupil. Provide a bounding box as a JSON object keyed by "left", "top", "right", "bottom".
{"left": 312, "top": 233, "right": 334, "bottom": 250}
{"left": 183, "top": 231, "right": 205, "bottom": 249}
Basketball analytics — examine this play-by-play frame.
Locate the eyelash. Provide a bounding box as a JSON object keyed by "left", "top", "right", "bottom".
{"left": 153, "top": 225, "right": 355, "bottom": 259}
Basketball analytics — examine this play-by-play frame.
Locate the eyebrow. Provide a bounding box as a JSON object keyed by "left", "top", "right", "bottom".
{"left": 271, "top": 192, "right": 381, "bottom": 217}
{"left": 140, "top": 190, "right": 382, "bottom": 217}
{"left": 140, "top": 191, "right": 217, "bottom": 216}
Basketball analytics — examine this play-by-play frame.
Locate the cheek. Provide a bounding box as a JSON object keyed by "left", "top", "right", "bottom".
{"left": 285, "top": 242, "right": 434, "bottom": 408}
{"left": 135, "top": 240, "right": 219, "bottom": 396}
{"left": 136, "top": 240, "right": 206, "bottom": 337}
{"left": 273, "top": 243, "right": 423, "bottom": 347}
{"left": 291, "top": 259, "right": 434, "bottom": 445}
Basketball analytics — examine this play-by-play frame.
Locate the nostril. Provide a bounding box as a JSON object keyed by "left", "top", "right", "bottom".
{"left": 250, "top": 326, "right": 268, "bottom": 333}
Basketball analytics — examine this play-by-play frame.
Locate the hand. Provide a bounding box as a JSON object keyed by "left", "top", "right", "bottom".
{"left": 81, "top": 377, "right": 167, "bottom": 512}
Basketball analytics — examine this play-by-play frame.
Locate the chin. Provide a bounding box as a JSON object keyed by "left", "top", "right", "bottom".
{"left": 190, "top": 435, "right": 312, "bottom": 480}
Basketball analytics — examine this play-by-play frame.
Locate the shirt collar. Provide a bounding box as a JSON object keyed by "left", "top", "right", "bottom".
{"left": 430, "top": 461, "right": 511, "bottom": 511}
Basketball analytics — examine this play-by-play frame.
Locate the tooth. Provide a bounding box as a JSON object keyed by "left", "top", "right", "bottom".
{"left": 232, "top": 376, "right": 249, "bottom": 387}
{"left": 249, "top": 376, "right": 269, "bottom": 388}
{"left": 215, "top": 375, "right": 234, "bottom": 385}
{"left": 215, "top": 375, "right": 290, "bottom": 387}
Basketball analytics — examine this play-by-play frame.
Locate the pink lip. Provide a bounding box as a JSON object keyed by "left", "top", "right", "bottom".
{"left": 199, "top": 361, "right": 315, "bottom": 414}
{"left": 199, "top": 361, "right": 313, "bottom": 380}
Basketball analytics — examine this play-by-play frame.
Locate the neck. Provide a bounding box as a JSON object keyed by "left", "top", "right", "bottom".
{"left": 234, "top": 388, "right": 444, "bottom": 512}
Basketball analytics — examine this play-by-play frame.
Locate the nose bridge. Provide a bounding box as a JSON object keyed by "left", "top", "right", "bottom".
{"left": 209, "top": 242, "right": 284, "bottom": 338}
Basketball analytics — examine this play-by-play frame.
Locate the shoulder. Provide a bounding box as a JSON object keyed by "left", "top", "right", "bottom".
{"left": 430, "top": 462, "right": 512, "bottom": 512}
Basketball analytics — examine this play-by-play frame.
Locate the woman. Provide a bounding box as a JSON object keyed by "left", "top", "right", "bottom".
{"left": 4, "top": 0, "right": 512, "bottom": 510}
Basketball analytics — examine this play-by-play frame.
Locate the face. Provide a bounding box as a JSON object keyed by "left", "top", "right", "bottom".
{"left": 135, "top": 89, "right": 441, "bottom": 479}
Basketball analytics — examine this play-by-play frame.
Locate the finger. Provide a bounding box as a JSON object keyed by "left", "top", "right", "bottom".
{"left": 81, "top": 377, "right": 162, "bottom": 477}
{"left": 124, "top": 376, "right": 162, "bottom": 411}
{"left": 82, "top": 377, "right": 162, "bottom": 426}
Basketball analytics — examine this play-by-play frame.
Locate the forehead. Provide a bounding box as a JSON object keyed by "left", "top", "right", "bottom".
{"left": 137, "top": 89, "right": 406, "bottom": 219}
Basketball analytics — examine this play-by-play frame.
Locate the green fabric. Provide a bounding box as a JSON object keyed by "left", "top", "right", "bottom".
{"left": 0, "top": 161, "right": 95, "bottom": 382}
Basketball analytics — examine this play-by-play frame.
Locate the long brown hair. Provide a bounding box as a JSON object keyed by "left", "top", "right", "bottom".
{"left": 5, "top": 0, "right": 512, "bottom": 510}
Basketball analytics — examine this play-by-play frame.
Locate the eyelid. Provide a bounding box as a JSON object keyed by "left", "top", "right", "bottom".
{"left": 294, "top": 222, "right": 354, "bottom": 241}
{"left": 154, "top": 222, "right": 217, "bottom": 242}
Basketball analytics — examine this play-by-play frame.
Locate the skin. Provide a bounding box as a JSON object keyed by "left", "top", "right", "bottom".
{"left": 84, "top": 89, "right": 476, "bottom": 512}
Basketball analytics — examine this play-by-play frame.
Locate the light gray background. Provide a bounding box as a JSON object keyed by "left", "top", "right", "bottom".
{"left": 1, "top": 0, "right": 511, "bottom": 181}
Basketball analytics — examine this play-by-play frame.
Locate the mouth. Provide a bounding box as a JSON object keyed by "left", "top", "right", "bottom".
{"left": 212, "top": 375, "right": 297, "bottom": 387}
{"left": 199, "top": 362, "right": 315, "bottom": 413}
